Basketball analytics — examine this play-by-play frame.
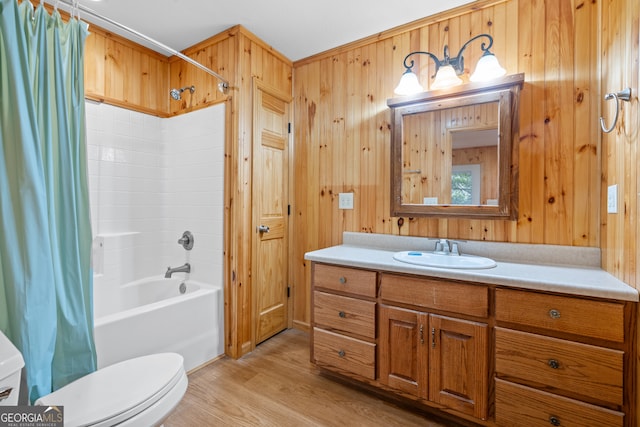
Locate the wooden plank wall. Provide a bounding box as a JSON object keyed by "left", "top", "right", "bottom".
{"left": 292, "top": 0, "right": 599, "bottom": 328}
{"left": 167, "top": 31, "right": 235, "bottom": 115}
{"left": 599, "top": 0, "right": 639, "bottom": 420}
{"left": 84, "top": 26, "right": 170, "bottom": 116}
{"left": 601, "top": 0, "right": 640, "bottom": 287}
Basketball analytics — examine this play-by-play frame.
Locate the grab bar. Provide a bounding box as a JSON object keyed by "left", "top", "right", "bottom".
{"left": 599, "top": 88, "right": 631, "bottom": 133}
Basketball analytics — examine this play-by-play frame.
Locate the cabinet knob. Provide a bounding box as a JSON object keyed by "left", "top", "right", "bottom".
{"left": 549, "top": 416, "right": 561, "bottom": 426}
{"left": 339, "top": 276, "right": 347, "bottom": 284}
{"left": 548, "top": 309, "right": 561, "bottom": 319}
{"left": 338, "top": 311, "right": 346, "bottom": 318}
{"left": 338, "top": 350, "right": 345, "bottom": 357}
{"left": 548, "top": 359, "right": 560, "bottom": 369}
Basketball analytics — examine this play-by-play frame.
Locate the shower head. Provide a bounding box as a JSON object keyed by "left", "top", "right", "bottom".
{"left": 170, "top": 85, "right": 195, "bottom": 101}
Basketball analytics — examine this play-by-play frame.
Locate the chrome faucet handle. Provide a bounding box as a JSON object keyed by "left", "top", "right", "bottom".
{"left": 451, "top": 242, "right": 460, "bottom": 256}
{"left": 178, "top": 231, "right": 194, "bottom": 250}
{"left": 439, "top": 239, "right": 450, "bottom": 254}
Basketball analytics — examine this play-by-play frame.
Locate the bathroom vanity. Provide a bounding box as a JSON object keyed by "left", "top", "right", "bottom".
{"left": 305, "top": 233, "right": 638, "bottom": 427}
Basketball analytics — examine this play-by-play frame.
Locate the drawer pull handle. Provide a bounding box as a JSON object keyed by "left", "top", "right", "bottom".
{"left": 549, "top": 416, "right": 560, "bottom": 426}
{"left": 431, "top": 327, "right": 436, "bottom": 348}
{"left": 338, "top": 350, "right": 345, "bottom": 357}
{"left": 548, "top": 359, "right": 560, "bottom": 369}
{"left": 548, "top": 309, "right": 561, "bottom": 319}
{"left": 419, "top": 325, "right": 424, "bottom": 344}
{"left": 338, "top": 311, "right": 346, "bottom": 318}
{"left": 339, "top": 276, "right": 347, "bottom": 284}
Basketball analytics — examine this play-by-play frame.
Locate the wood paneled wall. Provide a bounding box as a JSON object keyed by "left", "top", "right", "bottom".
{"left": 292, "top": 0, "right": 600, "bottom": 328}
{"left": 599, "top": 0, "right": 639, "bottom": 420}
{"left": 601, "top": 0, "right": 640, "bottom": 287}
{"left": 84, "top": 27, "right": 170, "bottom": 116}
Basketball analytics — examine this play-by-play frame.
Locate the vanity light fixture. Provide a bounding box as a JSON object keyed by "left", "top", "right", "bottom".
{"left": 394, "top": 33, "right": 506, "bottom": 96}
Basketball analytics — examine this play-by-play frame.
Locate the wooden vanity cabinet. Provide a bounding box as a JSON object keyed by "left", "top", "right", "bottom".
{"left": 311, "top": 264, "right": 491, "bottom": 423}
{"left": 378, "top": 273, "right": 490, "bottom": 420}
{"left": 378, "top": 305, "right": 428, "bottom": 398}
{"left": 378, "top": 305, "right": 489, "bottom": 418}
{"left": 494, "top": 288, "right": 629, "bottom": 427}
{"left": 311, "top": 263, "right": 377, "bottom": 380}
{"left": 310, "top": 262, "right": 636, "bottom": 427}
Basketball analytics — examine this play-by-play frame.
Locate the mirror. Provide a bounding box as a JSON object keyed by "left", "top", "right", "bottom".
{"left": 388, "top": 74, "right": 524, "bottom": 220}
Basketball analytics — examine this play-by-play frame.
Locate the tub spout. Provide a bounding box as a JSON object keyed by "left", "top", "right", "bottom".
{"left": 165, "top": 263, "right": 191, "bottom": 278}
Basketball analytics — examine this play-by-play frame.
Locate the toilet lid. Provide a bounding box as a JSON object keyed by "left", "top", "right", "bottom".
{"left": 36, "top": 353, "right": 185, "bottom": 427}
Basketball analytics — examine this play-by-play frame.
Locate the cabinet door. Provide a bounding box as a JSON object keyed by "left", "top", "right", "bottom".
{"left": 378, "top": 305, "right": 428, "bottom": 398}
{"left": 429, "top": 314, "right": 489, "bottom": 420}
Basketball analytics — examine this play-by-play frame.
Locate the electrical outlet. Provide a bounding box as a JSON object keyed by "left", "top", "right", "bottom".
{"left": 608, "top": 184, "right": 618, "bottom": 214}
{"left": 338, "top": 192, "right": 354, "bottom": 209}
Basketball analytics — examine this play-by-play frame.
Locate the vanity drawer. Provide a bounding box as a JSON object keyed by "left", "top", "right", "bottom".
{"left": 495, "top": 288, "right": 624, "bottom": 342}
{"left": 313, "top": 264, "right": 377, "bottom": 298}
{"left": 379, "top": 273, "right": 488, "bottom": 318}
{"left": 495, "top": 378, "right": 624, "bottom": 427}
{"left": 495, "top": 328, "right": 623, "bottom": 405}
{"left": 313, "top": 328, "right": 376, "bottom": 379}
{"left": 314, "top": 291, "right": 376, "bottom": 338}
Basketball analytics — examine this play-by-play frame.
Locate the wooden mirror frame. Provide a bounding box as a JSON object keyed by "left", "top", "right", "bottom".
{"left": 387, "top": 73, "right": 524, "bottom": 220}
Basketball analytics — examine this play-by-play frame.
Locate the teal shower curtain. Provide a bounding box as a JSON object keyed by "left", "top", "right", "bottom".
{"left": 0, "top": 0, "right": 96, "bottom": 403}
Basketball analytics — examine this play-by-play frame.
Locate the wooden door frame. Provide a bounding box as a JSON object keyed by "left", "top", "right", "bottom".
{"left": 250, "top": 77, "right": 294, "bottom": 350}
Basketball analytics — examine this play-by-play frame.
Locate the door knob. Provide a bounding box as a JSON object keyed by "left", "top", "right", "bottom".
{"left": 257, "top": 225, "right": 270, "bottom": 233}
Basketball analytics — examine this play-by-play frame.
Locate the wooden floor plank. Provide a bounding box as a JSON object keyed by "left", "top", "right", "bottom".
{"left": 164, "top": 329, "right": 458, "bottom": 427}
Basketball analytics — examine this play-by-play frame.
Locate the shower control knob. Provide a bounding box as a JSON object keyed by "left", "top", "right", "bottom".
{"left": 178, "top": 231, "right": 194, "bottom": 250}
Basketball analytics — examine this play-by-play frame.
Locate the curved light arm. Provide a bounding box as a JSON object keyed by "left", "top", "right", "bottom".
{"left": 402, "top": 51, "right": 443, "bottom": 74}
{"left": 457, "top": 33, "right": 495, "bottom": 58}
{"left": 401, "top": 34, "right": 495, "bottom": 77}
{"left": 449, "top": 33, "right": 495, "bottom": 75}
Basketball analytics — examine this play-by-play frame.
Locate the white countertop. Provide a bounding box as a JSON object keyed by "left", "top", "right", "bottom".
{"left": 304, "top": 234, "right": 639, "bottom": 302}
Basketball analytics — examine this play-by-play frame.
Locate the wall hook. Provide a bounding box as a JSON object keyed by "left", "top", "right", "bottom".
{"left": 600, "top": 88, "right": 631, "bottom": 133}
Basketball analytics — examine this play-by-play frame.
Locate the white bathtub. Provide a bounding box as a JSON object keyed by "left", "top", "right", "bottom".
{"left": 93, "top": 276, "right": 223, "bottom": 372}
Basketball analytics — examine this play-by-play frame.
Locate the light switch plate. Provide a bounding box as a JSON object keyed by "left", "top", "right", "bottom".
{"left": 608, "top": 184, "right": 618, "bottom": 214}
{"left": 339, "top": 192, "right": 354, "bottom": 209}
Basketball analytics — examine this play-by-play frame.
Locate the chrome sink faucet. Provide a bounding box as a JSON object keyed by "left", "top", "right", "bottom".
{"left": 165, "top": 262, "right": 191, "bottom": 278}
{"left": 434, "top": 239, "right": 460, "bottom": 256}
{"left": 434, "top": 239, "right": 450, "bottom": 254}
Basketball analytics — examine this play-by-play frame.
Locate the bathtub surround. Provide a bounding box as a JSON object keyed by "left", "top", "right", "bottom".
{"left": 86, "top": 101, "right": 225, "bottom": 368}
{"left": 86, "top": 101, "right": 225, "bottom": 287}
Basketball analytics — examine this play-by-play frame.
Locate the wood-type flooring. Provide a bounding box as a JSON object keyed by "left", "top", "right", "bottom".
{"left": 164, "top": 329, "right": 462, "bottom": 427}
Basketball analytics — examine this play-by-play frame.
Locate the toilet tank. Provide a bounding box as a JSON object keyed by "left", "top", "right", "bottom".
{"left": 0, "top": 330, "right": 24, "bottom": 406}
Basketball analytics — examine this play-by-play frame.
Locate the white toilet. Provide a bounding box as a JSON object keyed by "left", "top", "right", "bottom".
{"left": 0, "top": 330, "right": 187, "bottom": 426}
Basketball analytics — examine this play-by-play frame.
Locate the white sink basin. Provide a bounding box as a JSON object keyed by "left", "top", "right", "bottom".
{"left": 393, "top": 251, "right": 497, "bottom": 269}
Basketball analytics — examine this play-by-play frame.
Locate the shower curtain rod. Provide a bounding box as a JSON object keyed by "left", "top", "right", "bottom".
{"left": 54, "top": 0, "right": 230, "bottom": 92}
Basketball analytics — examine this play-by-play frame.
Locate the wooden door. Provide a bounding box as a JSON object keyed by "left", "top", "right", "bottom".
{"left": 378, "top": 305, "right": 428, "bottom": 398}
{"left": 429, "top": 314, "right": 489, "bottom": 420}
{"left": 252, "top": 79, "right": 291, "bottom": 344}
